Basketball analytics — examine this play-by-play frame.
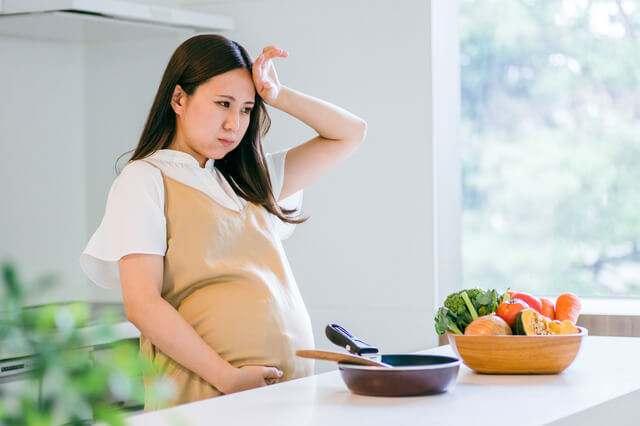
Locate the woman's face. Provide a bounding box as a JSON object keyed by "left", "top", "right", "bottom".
{"left": 171, "top": 68, "right": 256, "bottom": 166}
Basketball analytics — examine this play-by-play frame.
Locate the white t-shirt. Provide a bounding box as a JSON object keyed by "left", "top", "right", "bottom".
{"left": 80, "top": 149, "right": 303, "bottom": 289}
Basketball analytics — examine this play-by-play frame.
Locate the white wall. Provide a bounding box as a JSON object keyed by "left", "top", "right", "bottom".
{"left": 0, "top": 37, "right": 88, "bottom": 305}
{"left": 192, "top": 0, "right": 456, "bottom": 367}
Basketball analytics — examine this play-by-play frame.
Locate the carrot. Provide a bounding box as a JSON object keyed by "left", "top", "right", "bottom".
{"left": 555, "top": 293, "right": 581, "bottom": 323}
{"left": 540, "top": 297, "right": 555, "bottom": 320}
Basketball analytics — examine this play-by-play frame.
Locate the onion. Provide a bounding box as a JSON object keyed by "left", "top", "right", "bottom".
{"left": 464, "top": 314, "right": 513, "bottom": 336}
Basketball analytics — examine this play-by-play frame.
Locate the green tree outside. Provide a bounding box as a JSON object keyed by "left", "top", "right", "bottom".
{"left": 460, "top": 0, "right": 640, "bottom": 297}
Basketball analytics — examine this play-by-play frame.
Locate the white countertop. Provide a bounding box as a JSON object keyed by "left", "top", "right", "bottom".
{"left": 127, "top": 336, "right": 640, "bottom": 426}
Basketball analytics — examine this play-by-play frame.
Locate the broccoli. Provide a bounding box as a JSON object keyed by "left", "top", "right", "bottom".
{"left": 443, "top": 292, "right": 468, "bottom": 316}
{"left": 461, "top": 291, "right": 479, "bottom": 320}
{"left": 444, "top": 290, "right": 479, "bottom": 320}
{"left": 465, "top": 288, "right": 481, "bottom": 301}
{"left": 436, "top": 288, "right": 500, "bottom": 335}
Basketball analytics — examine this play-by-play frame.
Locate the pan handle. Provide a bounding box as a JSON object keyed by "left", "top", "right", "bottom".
{"left": 325, "top": 324, "right": 379, "bottom": 355}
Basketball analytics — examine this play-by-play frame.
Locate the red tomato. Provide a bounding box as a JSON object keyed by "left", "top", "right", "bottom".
{"left": 496, "top": 299, "right": 529, "bottom": 327}
{"left": 512, "top": 292, "right": 542, "bottom": 313}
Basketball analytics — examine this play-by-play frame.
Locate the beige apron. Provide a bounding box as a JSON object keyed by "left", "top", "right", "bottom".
{"left": 139, "top": 160, "right": 314, "bottom": 410}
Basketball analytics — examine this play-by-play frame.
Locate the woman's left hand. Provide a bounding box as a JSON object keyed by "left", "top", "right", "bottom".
{"left": 252, "top": 46, "right": 288, "bottom": 105}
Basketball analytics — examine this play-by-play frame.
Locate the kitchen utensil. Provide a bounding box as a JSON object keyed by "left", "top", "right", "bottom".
{"left": 321, "top": 324, "right": 461, "bottom": 396}
{"left": 448, "top": 326, "right": 588, "bottom": 374}
{"left": 295, "top": 350, "right": 391, "bottom": 367}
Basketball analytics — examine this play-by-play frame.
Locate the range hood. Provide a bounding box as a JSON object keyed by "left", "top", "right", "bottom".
{"left": 0, "top": 0, "right": 234, "bottom": 42}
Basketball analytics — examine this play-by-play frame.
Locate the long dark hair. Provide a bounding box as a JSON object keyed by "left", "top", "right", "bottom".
{"left": 117, "top": 34, "right": 306, "bottom": 225}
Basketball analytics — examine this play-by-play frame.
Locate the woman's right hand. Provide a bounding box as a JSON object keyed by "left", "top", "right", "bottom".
{"left": 219, "top": 365, "right": 283, "bottom": 394}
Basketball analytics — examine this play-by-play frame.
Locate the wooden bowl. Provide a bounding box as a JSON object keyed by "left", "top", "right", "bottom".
{"left": 447, "top": 327, "right": 588, "bottom": 374}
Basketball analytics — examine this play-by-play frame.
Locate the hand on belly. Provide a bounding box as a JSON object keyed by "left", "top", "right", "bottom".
{"left": 218, "top": 364, "right": 283, "bottom": 394}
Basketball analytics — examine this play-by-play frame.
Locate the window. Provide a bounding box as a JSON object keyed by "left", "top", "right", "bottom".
{"left": 460, "top": 0, "right": 640, "bottom": 297}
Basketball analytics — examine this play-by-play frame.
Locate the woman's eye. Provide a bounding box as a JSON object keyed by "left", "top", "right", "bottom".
{"left": 217, "top": 101, "right": 230, "bottom": 107}
{"left": 242, "top": 107, "right": 253, "bottom": 114}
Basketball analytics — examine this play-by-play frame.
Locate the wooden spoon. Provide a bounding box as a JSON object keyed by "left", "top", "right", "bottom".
{"left": 296, "top": 349, "right": 392, "bottom": 367}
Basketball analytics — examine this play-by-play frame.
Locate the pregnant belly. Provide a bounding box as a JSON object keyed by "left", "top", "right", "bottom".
{"left": 177, "top": 280, "right": 314, "bottom": 380}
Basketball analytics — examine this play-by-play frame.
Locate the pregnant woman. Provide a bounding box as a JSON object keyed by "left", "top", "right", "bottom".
{"left": 80, "top": 34, "right": 366, "bottom": 410}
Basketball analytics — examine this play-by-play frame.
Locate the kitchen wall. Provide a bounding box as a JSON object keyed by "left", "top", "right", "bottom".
{"left": 0, "top": 37, "right": 89, "bottom": 305}
{"left": 0, "top": 0, "right": 460, "bottom": 373}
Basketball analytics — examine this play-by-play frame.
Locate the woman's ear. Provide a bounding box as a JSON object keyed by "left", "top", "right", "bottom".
{"left": 171, "top": 84, "right": 186, "bottom": 116}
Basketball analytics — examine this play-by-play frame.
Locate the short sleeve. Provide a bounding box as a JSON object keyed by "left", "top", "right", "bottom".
{"left": 265, "top": 149, "right": 304, "bottom": 241}
{"left": 79, "top": 161, "right": 166, "bottom": 289}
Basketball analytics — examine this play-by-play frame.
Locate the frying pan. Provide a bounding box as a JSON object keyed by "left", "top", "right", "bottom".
{"left": 298, "top": 324, "right": 461, "bottom": 397}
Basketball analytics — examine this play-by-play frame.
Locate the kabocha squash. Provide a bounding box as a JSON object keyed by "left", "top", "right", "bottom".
{"left": 512, "top": 308, "right": 552, "bottom": 335}
{"left": 548, "top": 319, "right": 580, "bottom": 335}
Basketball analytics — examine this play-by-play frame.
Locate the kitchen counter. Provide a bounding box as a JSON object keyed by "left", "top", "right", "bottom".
{"left": 0, "top": 321, "right": 139, "bottom": 361}
{"left": 127, "top": 336, "right": 640, "bottom": 426}
{"left": 0, "top": 301, "right": 138, "bottom": 361}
